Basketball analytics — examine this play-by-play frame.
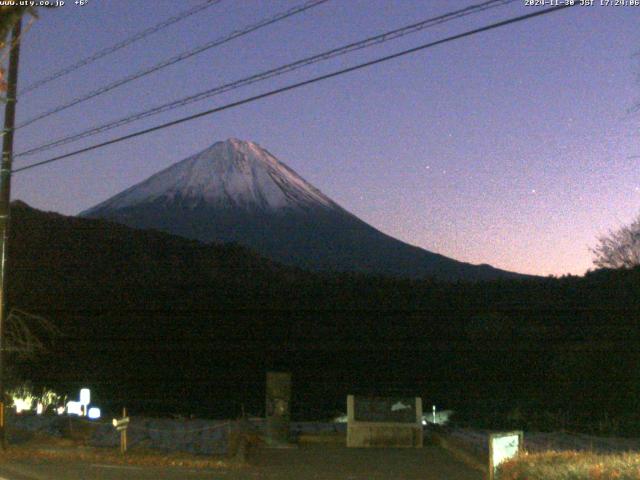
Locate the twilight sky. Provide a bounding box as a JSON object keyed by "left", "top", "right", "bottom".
{"left": 5, "top": 0, "right": 640, "bottom": 276}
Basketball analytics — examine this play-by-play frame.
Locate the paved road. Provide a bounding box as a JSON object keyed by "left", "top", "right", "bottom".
{"left": 0, "top": 462, "right": 226, "bottom": 480}
{"left": 0, "top": 445, "right": 482, "bottom": 479}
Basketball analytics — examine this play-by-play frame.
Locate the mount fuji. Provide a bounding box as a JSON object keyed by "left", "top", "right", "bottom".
{"left": 81, "top": 138, "right": 527, "bottom": 281}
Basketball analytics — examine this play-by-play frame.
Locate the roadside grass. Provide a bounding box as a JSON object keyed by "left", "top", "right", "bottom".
{"left": 498, "top": 451, "right": 640, "bottom": 480}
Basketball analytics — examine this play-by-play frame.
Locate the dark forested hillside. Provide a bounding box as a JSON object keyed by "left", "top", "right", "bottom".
{"left": 7, "top": 202, "right": 640, "bottom": 432}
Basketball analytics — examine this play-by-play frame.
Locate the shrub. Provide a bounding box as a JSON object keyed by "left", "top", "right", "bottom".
{"left": 498, "top": 451, "right": 640, "bottom": 480}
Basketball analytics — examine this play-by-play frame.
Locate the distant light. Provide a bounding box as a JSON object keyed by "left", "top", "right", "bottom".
{"left": 36, "top": 402, "right": 44, "bottom": 415}
{"left": 79, "top": 388, "right": 91, "bottom": 406}
{"left": 333, "top": 414, "right": 348, "bottom": 423}
{"left": 422, "top": 409, "right": 453, "bottom": 425}
{"left": 14, "top": 397, "right": 32, "bottom": 414}
{"left": 67, "top": 401, "right": 83, "bottom": 416}
{"left": 88, "top": 407, "right": 101, "bottom": 419}
{"left": 57, "top": 406, "right": 65, "bottom": 415}
{"left": 391, "top": 401, "right": 411, "bottom": 411}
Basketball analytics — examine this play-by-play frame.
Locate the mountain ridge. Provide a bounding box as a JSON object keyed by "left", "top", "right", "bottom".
{"left": 81, "top": 138, "right": 533, "bottom": 281}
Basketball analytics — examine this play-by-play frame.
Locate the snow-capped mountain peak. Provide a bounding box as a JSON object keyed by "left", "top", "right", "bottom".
{"left": 83, "top": 138, "right": 339, "bottom": 214}
{"left": 81, "top": 138, "right": 530, "bottom": 281}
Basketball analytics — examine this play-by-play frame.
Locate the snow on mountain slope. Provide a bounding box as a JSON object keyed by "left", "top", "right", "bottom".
{"left": 83, "top": 139, "right": 340, "bottom": 214}
{"left": 81, "top": 138, "right": 532, "bottom": 281}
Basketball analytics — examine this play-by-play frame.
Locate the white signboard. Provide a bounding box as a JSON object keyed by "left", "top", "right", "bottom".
{"left": 88, "top": 407, "right": 101, "bottom": 419}
{"left": 489, "top": 431, "right": 523, "bottom": 480}
{"left": 79, "top": 388, "right": 91, "bottom": 406}
{"left": 66, "top": 401, "right": 83, "bottom": 416}
{"left": 112, "top": 416, "right": 130, "bottom": 430}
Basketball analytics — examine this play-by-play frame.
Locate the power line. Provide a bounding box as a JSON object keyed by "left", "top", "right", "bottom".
{"left": 13, "top": 4, "right": 576, "bottom": 175}
{"left": 16, "top": 0, "right": 518, "bottom": 159}
{"left": 19, "top": 0, "right": 224, "bottom": 96}
{"left": 15, "top": 0, "right": 329, "bottom": 130}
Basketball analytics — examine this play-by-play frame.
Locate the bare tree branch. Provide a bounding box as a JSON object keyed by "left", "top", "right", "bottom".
{"left": 4, "top": 308, "right": 60, "bottom": 358}
{"left": 591, "top": 214, "right": 640, "bottom": 269}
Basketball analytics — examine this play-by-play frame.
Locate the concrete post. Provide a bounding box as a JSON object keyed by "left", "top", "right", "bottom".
{"left": 265, "top": 371, "right": 291, "bottom": 445}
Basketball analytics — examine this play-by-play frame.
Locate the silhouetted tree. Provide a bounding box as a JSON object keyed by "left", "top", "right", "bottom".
{"left": 0, "top": 7, "right": 31, "bottom": 44}
{"left": 0, "top": 6, "right": 43, "bottom": 93}
{"left": 592, "top": 213, "right": 640, "bottom": 269}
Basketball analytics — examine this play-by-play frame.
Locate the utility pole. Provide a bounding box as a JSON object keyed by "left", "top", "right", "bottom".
{"left": 0, "top": 16, "right": 22, "bottom": 450}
